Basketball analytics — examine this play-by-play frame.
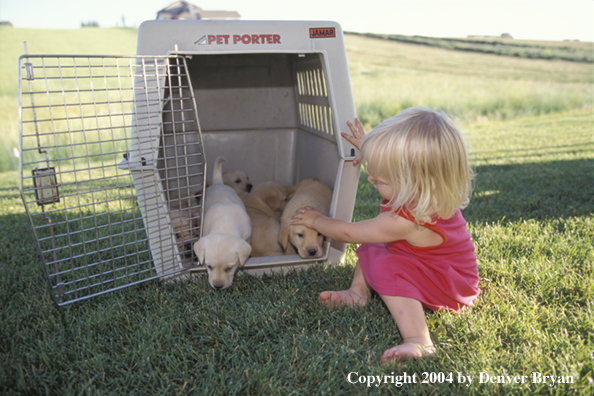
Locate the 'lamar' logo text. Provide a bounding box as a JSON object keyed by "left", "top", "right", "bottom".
{"left": 310, "top": 27, "right": 336, "bottom": 38}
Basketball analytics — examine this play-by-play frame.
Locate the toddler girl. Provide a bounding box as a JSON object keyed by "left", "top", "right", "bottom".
{"left": 291, "top": 107, "right": 479, "bottom": 364}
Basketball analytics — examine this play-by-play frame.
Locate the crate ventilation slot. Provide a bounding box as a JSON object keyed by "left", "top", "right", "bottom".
{"left": 296, "top": 64, "right": 334, "bottom": 136}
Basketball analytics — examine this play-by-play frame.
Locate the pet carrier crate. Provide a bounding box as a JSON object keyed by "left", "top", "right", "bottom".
{"left": 19, "top": 20, "right": 360, "bottom": 306}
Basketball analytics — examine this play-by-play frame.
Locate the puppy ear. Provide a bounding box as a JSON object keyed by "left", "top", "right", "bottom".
{"left": 285, "top": 185, "right": 297, "bottom": 201}
{"left": 277, "top": 189, "right": 287, "bottom": 212}
{"left": 264, "top": 189, "right": 282, "bottom": 212}
{"left": 278, "top": 222, "right": 289, "bottom": 250}
{"left": 193, "top": 239, "right": 206, "bottom": 265}
{"left": 235, "top": 239, "right": 252, "bottom": 266}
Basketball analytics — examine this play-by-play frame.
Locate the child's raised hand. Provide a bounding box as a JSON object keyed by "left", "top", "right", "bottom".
{"left": 291, "top": 207, "right": 324, "bottom": 229}
{"left": 341, "top": 118, "right": 366, "bottom": 165}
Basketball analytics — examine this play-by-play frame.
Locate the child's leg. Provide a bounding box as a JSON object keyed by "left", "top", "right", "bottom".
{"left": 319, "top": 261, "right": 371, "bottom": 308}
{"left": 379, "top": 295, "right": 436, "bottom": 364}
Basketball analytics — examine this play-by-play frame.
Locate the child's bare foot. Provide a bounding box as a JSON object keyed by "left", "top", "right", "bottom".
{"left": 380, "top": 338, "right": 436, "bottom": 365}
{"left": 318, "top": 289, "right": 369, "bottom": 308}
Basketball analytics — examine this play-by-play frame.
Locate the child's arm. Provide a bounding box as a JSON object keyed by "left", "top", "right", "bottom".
{"left": 291, "top": 206, "right": 416, "bottom": 245}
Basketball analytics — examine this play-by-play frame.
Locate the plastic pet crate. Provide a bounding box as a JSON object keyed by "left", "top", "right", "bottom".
{"left": 19, "top": 20, "right": 360, "bottom": 306}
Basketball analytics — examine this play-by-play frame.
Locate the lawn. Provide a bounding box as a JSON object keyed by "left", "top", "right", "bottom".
{"left": 0, "top": 28, "right": 592, "bottom": 395}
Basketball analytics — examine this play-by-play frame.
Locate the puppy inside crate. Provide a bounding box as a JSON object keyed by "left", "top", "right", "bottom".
{"left": 205, "top": 168, "right": 253, "bottom": 200}
{"left": 157, "top": 85, "right": 254, "bottom": 266}
{"left": 157, "top": 86, "right": 203, "bottom": 266}
{"left": 157, "top": 85, "right": 335, "bottom": 268}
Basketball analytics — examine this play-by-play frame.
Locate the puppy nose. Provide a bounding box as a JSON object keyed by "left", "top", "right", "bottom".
{"left": 213, "top": 284, "right": 224, "bottom": 290}
{"left": 247, "top": 184, "right": 253, "bottom": 192}
{"left": 307, "top": 248, "right": 318, "bottom": 257}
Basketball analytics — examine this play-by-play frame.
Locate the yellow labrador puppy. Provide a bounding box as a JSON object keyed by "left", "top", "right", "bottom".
{"left": 194, "top": 157, "right": 252, "bottom": 289}
{"left": 223, "top": 169, "right": 253, "bottom": 198}
{"left": 205, "top": 169, "right": 253, "bottom": 200}
{"left": 244, "top": 182, "right": 287, "bottom": 257}
{"left": 170, "top": 206, "right": 200, "bottom": 261}
{"left": 278, "top": 178, "right": 332, "bottom": 259}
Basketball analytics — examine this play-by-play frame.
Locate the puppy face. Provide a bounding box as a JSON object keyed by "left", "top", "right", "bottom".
{"left": 278, "top": 179, "right": 332, "bottom": 259}
{"left": 223, "top": 170, "right": 253, "bottom": 195}
{"left": 194, "top": 234, "right": 252, "bottom": 289}
{"left": 278, "top": 221, "right": 325, "bottom": 259}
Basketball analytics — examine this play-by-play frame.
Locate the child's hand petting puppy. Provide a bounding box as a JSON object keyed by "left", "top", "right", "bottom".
{"left": 291, "top": 206, "right": 325, "bottom": 228}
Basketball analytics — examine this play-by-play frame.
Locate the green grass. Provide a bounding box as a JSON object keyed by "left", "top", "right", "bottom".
{"left": 1, "top": 29, "right": 593, "bottom": 172}
{"left": 345, "top": 34, "right": 593, "bottom": 130}
{"left": 1, "top": 110, "right": 592, "bottom": 394}
{"left": 0, "top": 27, "right": 138, "bottom": 173}
{"left": 0, "top": 29, "right": 593, "bottom": 395}
{"left": 350, "top": 32, "right": 594, "bottom": 63}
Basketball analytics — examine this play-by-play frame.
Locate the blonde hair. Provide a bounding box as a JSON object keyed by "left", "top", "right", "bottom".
{"left": 360, "top": 107, "right": 474, "bottom": 224}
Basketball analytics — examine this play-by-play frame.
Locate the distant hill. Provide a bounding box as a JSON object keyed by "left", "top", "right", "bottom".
{"left": 348, "top": 32, "right": 594, "bottom": 63}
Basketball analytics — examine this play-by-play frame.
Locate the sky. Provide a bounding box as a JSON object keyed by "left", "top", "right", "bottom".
{"left": 0, "top": 0, "right": 592, "bottom": 42}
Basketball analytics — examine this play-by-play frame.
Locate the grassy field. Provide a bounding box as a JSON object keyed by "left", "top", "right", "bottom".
{"left": 1, "top": 28, "right": 592, "bottom": 172}
{"left": 0, "top": 27, "right": 139, "bottom": 172}
{"left": 350, "top": 32, "right": 594, "bottom": 62}
{"left": 1, "top": 28, "right": 593, "bottom": 395}
{"left": 346, "top": 34, "right": 593, "bottom": 130}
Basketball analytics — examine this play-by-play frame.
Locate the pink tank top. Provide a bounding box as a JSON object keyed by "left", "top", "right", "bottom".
{"left": 356, "top": 200, "right": 479, "bottom": 311}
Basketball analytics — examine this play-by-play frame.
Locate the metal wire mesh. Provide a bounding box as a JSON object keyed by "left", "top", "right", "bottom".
{"left": 19, "top": 55, "right": 205, "bottom": 306}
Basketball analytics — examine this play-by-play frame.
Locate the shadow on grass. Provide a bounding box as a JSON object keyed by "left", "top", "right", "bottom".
{"left": 465, "top": 159, "right": 593, "bottom": 224}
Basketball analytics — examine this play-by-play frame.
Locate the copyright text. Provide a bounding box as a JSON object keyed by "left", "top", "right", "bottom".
{"left": 346, "top": 371, "right": 574, "bottom": 388}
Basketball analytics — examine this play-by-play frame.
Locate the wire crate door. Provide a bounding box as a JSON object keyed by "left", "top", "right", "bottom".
{"left": 18, "top": 55, "right": 206, "bottom": 306}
